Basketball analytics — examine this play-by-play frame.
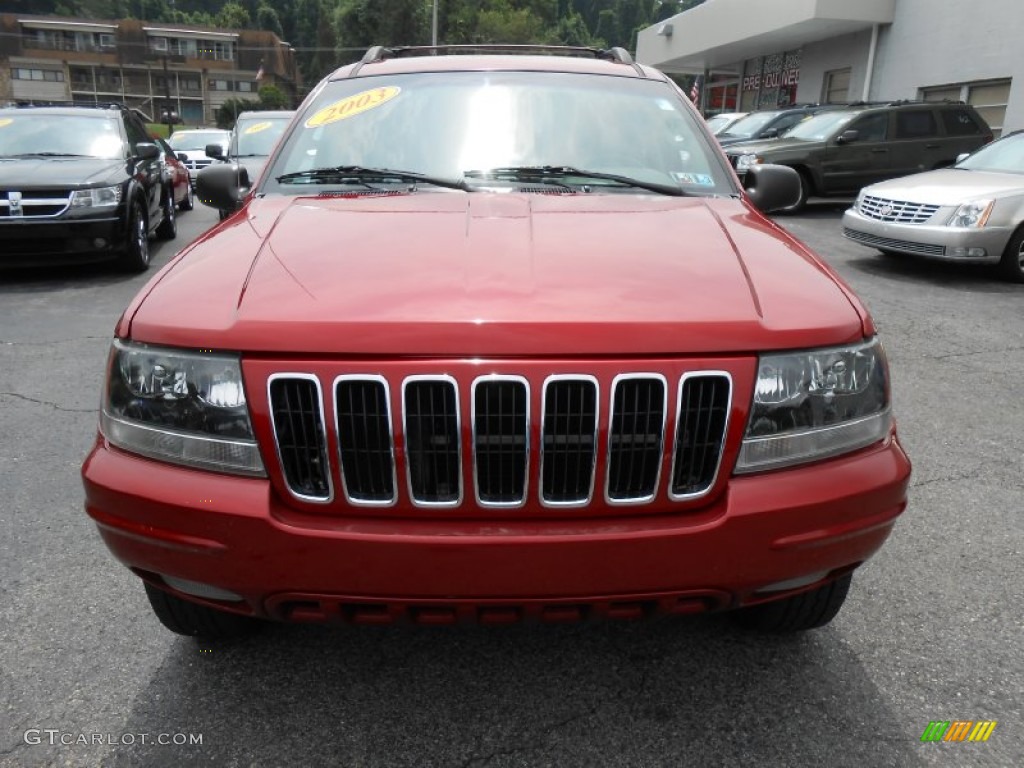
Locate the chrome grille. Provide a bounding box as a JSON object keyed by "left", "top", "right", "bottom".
{"left": 403, "top": 377, "right": 461, "bottom": 506}
{"left": 843, "top": 227, "right": 946, "bottom": 257}
{"left": 671, "top": 374, "right": 731, "bottom": 499}
{"left": 858, "top": 195, "right": 940, "bottom": 223}
{"left": 473, "top": 377, "right": 529, "bottom": 506}
{"left": 267, "top": 370, "right": 732, "bottom": 510}
{"left": 268, "top": 375, "right": 331, "bottom": 501}
{"left": 606, "top": 375, "right": 667, "bottom": 503}
{"left": 334, "top": 376, "right": 396, "bottom": 505}
{"left": 0, "top": 190, "right": 72, "bottom": 218}
{"left": 541, "top": 377, "right": 599, "bottom": 505}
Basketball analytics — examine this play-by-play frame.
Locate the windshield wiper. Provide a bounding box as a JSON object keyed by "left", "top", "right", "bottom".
{"left": 463, "top": 166, "right": 689, "bottom": 196}
{"left": 276, "top": 165, "right": 468, "bottom": 191}
{"left": 10, "top": 152, "right": 89, "bottom": 158}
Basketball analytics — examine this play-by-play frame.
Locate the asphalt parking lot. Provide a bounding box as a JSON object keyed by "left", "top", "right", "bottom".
{"left": 1, "top": 199, "right": 1021, "bottom": 767}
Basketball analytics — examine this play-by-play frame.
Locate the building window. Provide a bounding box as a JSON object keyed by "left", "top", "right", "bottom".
{"left": 209, "top": 79, "right": 230, "bottom": 91}
{"left": 214, "top": 41, "right": 234, "bottom": 61}
{"left": 922, "top": 79, "right": 1011, "bottom": 137}
{"left": 13, "top": 68, "right": 65, "bottom": 82}
{"left": 822, "top": 68, "right": 851, "bottom": 104}
{"left": 237, "top": 81, "right": 252, "bottom": 92}
{"left": 99, "top": 33, "right": 116, "bottom": 49}
{"left": 175, "top": 38, "right": 198, "bottom": 58}
{"left": 150, "top": 37, "right": 169, "bottom": 52}
{"left": 181, "top": 77, "right": 201, "bottom": 92}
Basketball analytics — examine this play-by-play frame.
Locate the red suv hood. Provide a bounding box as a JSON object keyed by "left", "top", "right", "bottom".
{"left": 128, "top": 193, "right": 866, "bottom": 356}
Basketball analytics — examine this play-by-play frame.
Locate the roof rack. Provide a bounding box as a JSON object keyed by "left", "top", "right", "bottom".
{"left": 351, "top": 44, "right": 635, "bottom": 76}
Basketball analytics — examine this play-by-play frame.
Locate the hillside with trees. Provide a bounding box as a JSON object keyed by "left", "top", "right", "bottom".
{"left": 1, "top": 0, "right": 706, "bottom": 94}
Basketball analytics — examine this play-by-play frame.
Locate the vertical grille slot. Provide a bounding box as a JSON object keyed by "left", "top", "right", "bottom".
{"left": 403, "top": 377, "right": 461, "bottom": 505}
{"left": 335, "top": 376, "right": 396, "bottom": 504}
{"left": 541, "top": 377, "right": 598, "bottom": 505}
{"left": 473, "top": 377, "right": 529, "bottom": 506}
{"left": 671, "top": 373, "right": 731, "bottom": 499}
{"left": 607, "top": 375, "right": 666, "bottom": 502}
{"left": 268, "top": 375, "right": 331, "bottom": 501}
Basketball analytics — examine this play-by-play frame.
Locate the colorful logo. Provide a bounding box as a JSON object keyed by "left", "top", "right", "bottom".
{"left": 920, "top": 721, "right": 997, "bottom": 742}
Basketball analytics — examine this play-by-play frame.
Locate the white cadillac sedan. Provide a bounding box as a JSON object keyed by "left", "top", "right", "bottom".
{"left": 842, "top": 130, "right": 1024, "bottom": 282}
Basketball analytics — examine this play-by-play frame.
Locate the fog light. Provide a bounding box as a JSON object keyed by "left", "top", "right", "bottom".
{"left": 755, "top": 571, "right": 830, "bottom": 594}
{"left": 93, "top": 238, "right": 108, "bottom": 249}
{"left": 949, "top": 246, "right": 987, "bottom": 258}
{"left": 161, "top": 575, "right": 243, "bottom": 601}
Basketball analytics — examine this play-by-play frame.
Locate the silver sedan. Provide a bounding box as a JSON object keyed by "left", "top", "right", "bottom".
{"left": 842, "top": 130, "right": 1024, "bottom": 282}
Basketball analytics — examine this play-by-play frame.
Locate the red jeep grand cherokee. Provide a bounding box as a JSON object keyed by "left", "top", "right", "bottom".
{"left": 81, "top": 46, "right": 911, "bottom": 639}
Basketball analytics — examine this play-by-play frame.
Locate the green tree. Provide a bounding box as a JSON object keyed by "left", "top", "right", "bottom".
{"left": 257, "top": 83, "right": 288, "bottom": 109}
{"left": 217, "top": 1, "right": 252, "bottom": 29}
{"left": 256, "top": 3, "right": 285, "bottom": 39}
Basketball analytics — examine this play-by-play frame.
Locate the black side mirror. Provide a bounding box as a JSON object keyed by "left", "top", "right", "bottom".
{"left": 744, "top": 164, "right": 801, "bottom": 213}
{"left": 135, "top": 142, "right": 160, "bottom": 160}
{"left": 761, "top": 128, "right": 780, "bottom": 139}
{"left": 196, "top": 163, "right": 250, "bottom": 213}
{"left": 205, "top": 143, "right": 226, "bottom": 160}
{"left": 176, "top": 152, "right": 189, "bottom": 163}
{"left": 836, "top": 129, "right": 860, "bottom": 145}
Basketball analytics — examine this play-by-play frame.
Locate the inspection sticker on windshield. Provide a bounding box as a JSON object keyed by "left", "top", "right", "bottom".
{"left": 305, "top": 87, "right": 401, "bottom": 128}
{"left": 0, "top": 118, "right": 13, "bottom": 128}
{"left": 243, "top": 121, "right": 273, "bottom": 134}
{"left": 674, "top": 172, "right": 714, "bottom": 186}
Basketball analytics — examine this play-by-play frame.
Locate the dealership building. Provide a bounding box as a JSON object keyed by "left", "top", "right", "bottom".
{"left": 637, "top": 0, "right": 1023, "bottom": 136}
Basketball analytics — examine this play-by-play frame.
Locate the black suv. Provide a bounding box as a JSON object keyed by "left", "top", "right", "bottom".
{"left": 0, "top": 104, "right": 176, "bottom": 271}
{"left": 715, "top": 103, "right": 848, "bottom": 147}
{"left": 724, "top": 100, "right": 993, "bottom": 212}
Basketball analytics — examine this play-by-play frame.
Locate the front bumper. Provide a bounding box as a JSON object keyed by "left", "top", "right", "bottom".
{"left": 82, "top": 430, "right": 911, "bottom": 623}
{"left": 0, "top": 216, "right": 124, "bottom": 265}
{"left": 842, "top": 208, "right": 1011, "bottom": 264}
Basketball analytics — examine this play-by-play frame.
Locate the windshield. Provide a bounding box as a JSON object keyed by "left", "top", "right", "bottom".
{"left": 168, "top": 130, "right": 229, "bottom": 151}
{"left": 719, "top": 111, "right": 781, "bottom": 138}
{"left": 234, "top": 117, "right": 292, "bottom": 156}
{"left": 784, "top": 111, "right": 855, "bottom": 141}
{"left": 0, "top": 114, "right": 123, "bottom": 158}
{"left": 265, "top": 72, "right": 732, "bottom": 195}
{"left": 956, "top": 132, "right": 1024, "bottom": 174}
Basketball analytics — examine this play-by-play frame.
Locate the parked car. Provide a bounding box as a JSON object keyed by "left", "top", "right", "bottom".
{"left": 200, "top": 110, "right": 296, "bottom": 218}
{"left": 0, "top": 103, "right": 176, "bottom": 271}
{"left": 83, "top": 45, "right": 910, "bottom": 641}
{"left": 843, "top": 129, "right": 1024, "bottom": 281}
{"left": 715, "top": 104, "right": 847, "bottom": 147}
{"left": 166, "top": 128, "right": 230, "bottom": 186}
{"left": 704, "top": 111, "right": 748, "bottom": 135}
{"left": 154, "top": 136, "right": 193, "bottom": 212}
{"left": 725, "top": 100, "right": 993, "bottom": 212}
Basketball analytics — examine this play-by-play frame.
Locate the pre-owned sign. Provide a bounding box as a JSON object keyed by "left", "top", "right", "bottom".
{"left": 742, "top": 69, "right": 800, "bottom": 91}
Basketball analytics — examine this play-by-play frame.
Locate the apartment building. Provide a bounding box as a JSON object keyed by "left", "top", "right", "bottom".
{"left": 0, "top": 14, "right": 300, "bottom": 125}
{"left": 637, "top": 0, "right": 1022, "bottom": 136}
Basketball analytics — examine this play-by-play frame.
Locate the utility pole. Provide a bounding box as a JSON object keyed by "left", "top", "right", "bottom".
{"left": 162, "top": 54, "right": 173, "bottom": 135}
{"left": 432, "top": 0, "right": 438, "bottom": 46}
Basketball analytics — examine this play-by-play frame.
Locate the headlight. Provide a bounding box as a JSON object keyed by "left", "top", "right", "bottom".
{"left": 735, "top": 338, "right": 891, "bottom": 473}
{"left": 71, "top": 185, "right": 122, "bottom": 209}
{"left": 947, "top": 200, "right": 994, "bottom": 228}
{"left": 100, "top": 340, "right": 265, "bottom": 476}
{"left": 734, "top": 153, "right": 762, "bottom": 171}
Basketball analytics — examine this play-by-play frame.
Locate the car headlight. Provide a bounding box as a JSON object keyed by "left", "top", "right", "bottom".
{"left": 735, "top": 338, "right": 891, "bottom": 473}
{"left": 100, "top": 340, "right": 265, "bottom": 476}
{"left": 734, "top": 153, "right": 762, "bottom": 171}
{"left": 947, "top": 200, "right": 994, "bottom": 228}
{"left": 71, "top": 185, "right": 122, "bottom": 209}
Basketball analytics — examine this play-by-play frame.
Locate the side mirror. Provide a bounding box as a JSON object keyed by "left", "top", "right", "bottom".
{"left": 196, "top": 163, "right": 250, "bottom": 213}
{"left": 836, "top": 129, "right": 860, "bottom": 145}
{"left": 205, "top": 143, "right": 226, "bottom": 160}
{"left": 761, "top": 128, "right": 780, "bottom": 139}
{"left": 744, "top": 164, "right": 801, "bottom": 213}
{"left": 135, "top": 142, "right": 160, "bottom": 160}
{"left": 176, "top": 152, "right": 189, "bottom": 163}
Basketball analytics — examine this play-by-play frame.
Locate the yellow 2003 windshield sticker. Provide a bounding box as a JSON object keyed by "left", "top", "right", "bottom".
{"left": 0, "top": 118, "right": 13, "bottom": 128}
{"left": 243, "top": 121, "right": 273, "bottom": 134}
{"left": 305, "top": 86, "right": 400, "bottom": 128}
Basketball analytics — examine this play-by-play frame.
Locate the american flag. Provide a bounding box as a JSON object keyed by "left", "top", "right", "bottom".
{"left": 255, "top": 61, "right": 265, "bottom": 83}
{"left": 690, "top": 75, "right": 703, "bottom": 104}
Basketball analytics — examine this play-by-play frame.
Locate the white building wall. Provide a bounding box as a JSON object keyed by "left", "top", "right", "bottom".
{"left": 796, "top": 30, "right": 872, "bottom": 104}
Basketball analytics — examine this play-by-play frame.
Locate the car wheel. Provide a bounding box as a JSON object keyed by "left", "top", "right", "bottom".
{"left": 997, "top": 227, "right": 1024, "bottom": 283}
{"left": 179, "top": 181, "right": 194, "bottom": 211}
{"left": 155, "top": 187, "right": 177, "bottom": 240}
{"left": 118, "top": 198, "right": 150, "bottom": 273}
{"left": 774, "top": 169, "right": 810, "bottom": 215}
{"left": 144, "top": 582, "right": 260, "bottom": 640}
{"left": 733, "top": 573, "right": 852, "bottom": 632}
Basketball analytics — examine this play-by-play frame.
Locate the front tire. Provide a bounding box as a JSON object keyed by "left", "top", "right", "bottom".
{"left": 144, "top": 583, "right": 260, "bottom": 640}
{"left": 155, "top": 187, "right": 177, "bottom": 240}
{"left": 997, "top": 227, "right": 1024, "bottom": 283}
{"left": 118, "top": 198, "right": 150, "bottom": 273}
{"left": 733, "top": 573, "right": 852, "bottom": 632}
{"left": 178, "top": 181, "right": 194, "bottom": 211}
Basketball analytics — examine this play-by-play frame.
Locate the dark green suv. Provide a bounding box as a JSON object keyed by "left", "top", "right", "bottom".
{"left": 725, "top": 101, "right": 993, "bottom": 212}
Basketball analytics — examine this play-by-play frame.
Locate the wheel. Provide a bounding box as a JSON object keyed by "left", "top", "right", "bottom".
{"left": 155, "top": 186, "right": 177, "bottom": 240}
{"left": 997, "top": 227, "right": 1024, "bottom": 283}
{"left": 774, "top": 169, "right": 811, "bottom": 215}
{"left": 178, "top": 180, "right": 194, "bottom": 211}
{"left": 144, "top": 582, "right": 260, "bottom": 640}
{"left": 733, "top": 573, "right": 852, "bottom": 632}
{"left": 118, "top": 198, "right": 150, "bottom": 273}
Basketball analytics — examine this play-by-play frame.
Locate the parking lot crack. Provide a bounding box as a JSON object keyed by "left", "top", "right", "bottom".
{"left": 0, "top": 391, "right": 95, "bottom": 413}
